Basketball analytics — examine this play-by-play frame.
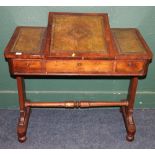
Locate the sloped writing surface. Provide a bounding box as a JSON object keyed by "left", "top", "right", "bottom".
{"left": 50, "top": 14, "right": 108, "bottom": 54}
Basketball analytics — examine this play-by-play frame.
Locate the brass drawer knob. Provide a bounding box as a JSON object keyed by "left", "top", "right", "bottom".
{"left": 72, "top": 52, "right": 76, "bottom": 57}
{"left": 128, "top": 62, "right": 132, "bottom": 67}
{"left": 77, "top": 62, "right": 82, "bottom": 66}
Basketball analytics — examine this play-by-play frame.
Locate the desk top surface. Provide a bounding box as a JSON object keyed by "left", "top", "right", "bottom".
{"left": 4, "top": 12, "right": 153, "bottom": 61}
{"left": 50, "top": 14, "right": 108, "bottom": 53}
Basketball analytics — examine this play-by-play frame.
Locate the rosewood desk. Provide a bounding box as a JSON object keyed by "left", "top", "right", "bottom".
{"left": 4, "top": 12, "right": 153, "bottom": 142}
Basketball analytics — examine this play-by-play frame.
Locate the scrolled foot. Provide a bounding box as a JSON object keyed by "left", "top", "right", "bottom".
{"left": 121, "top": 106, "right": 136, "bottom": 142}
{"left": 17, "top": 107, "right": 31, "bottom": 143}
{"left": 18, "top": 135, "right": 27, "bottom": 143}
{"left": 126, "top": 133, "right": 134, "bottom": 142}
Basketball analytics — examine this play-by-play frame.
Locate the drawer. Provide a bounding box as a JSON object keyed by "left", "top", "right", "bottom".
{"left": 46, "top": 60, "right": 114, "bottom": 74}
{"left": 13, "top": 60, "right": 42, "bottom": 73}
{"left": 116, "top": 61, "right": 145, "bottom": 73}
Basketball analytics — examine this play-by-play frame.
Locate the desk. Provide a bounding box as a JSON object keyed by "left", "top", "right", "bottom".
{"left": 4, "top": 12, "right": 153, "bottom": 142}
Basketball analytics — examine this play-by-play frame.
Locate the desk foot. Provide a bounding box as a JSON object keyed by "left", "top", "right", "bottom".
{"left": 17, "top": 107, "right": 31, "bottom": 143}
{"left": 126, "top": 133, "right": 134, "bottom": 142}
{"left": 18, "top": 135, "right": 27, "bottom": 143}
{"left": 121, "top": 106, "right": 136, "bottom": 142}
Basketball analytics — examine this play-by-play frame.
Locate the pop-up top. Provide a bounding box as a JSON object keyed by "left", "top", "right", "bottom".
{"left": 4, "top": 12, "right": 152, "bottom": 61}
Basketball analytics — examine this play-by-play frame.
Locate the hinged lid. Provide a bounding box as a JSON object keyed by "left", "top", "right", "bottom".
{"left": 4, "top": 26, "right": 46, "bottom": 59}
{"left": 112, "top": 28, "right": 152, "bottom": 60}
{"left": 44, "top": 12, "right": 117, "bottom": 59}
{"left": 4, "top": 12, "right": 153, "bottom": 61}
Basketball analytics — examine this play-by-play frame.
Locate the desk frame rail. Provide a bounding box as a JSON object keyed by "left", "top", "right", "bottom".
{"left": 16, "top": 76, "right": 138, "bottom": 143}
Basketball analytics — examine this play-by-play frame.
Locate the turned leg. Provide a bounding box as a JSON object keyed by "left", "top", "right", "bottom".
{"left": 16, "top": 76, "right": 31, "bottom": 143}
{"left": 121, "top": 77, "right": 138, "bottom": 141}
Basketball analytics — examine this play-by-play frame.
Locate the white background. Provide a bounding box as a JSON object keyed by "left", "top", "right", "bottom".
{"left": 0, "top": 0, "right": 155, "bottom": 6}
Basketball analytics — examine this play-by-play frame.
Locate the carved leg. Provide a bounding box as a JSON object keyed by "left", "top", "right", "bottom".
{"left": 16, "top": 76, "right": 31, "bottom": 143}
{"left": 121, "top": 77, "right": 138, "bottom": 141}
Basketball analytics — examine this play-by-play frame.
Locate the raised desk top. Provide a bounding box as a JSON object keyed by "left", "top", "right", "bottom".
{"left": 4, "top": 12, "right": 153, "bottom": 76}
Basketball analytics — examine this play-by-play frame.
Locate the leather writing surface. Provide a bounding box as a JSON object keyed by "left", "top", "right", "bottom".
{"left": 50, "top": 14, "right": 107, "bottom": 53}
{"left": 5, "top": 27, "right": 151, "bottom": 60}
{"left": 112, "top": 29, "right": 146, "bottom": 54}
{"left": 11, "top": 27, "right": 45, "bottom": 53}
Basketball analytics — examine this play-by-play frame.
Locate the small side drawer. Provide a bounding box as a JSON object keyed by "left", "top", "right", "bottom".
{"left": 13, "top": 60, "right": 42, "bottom": 73}
{"left": 116, "top": 61, "right": 145, "bottom": 73}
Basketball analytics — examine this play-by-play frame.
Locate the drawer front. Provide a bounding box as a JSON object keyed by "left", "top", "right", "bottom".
{"left": 13, "top": 60, "right": 42, "bottom": 73}
{"left": 11, "top": 59, "right": 146, "bottom": 75}
{"left": 46, "top": 60, "right": 114, "bottom": 74}
{"left": 116, "top": 61, "right": 145, "bottom": 73}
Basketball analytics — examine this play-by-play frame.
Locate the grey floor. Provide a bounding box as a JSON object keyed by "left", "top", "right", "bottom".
{"left": 0, "top": 108, "right": 155, "bottom": 149}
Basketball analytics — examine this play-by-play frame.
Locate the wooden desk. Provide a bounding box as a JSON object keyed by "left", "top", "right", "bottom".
{"left": 4, "top": 12, "right": 153, "bottom": 143}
